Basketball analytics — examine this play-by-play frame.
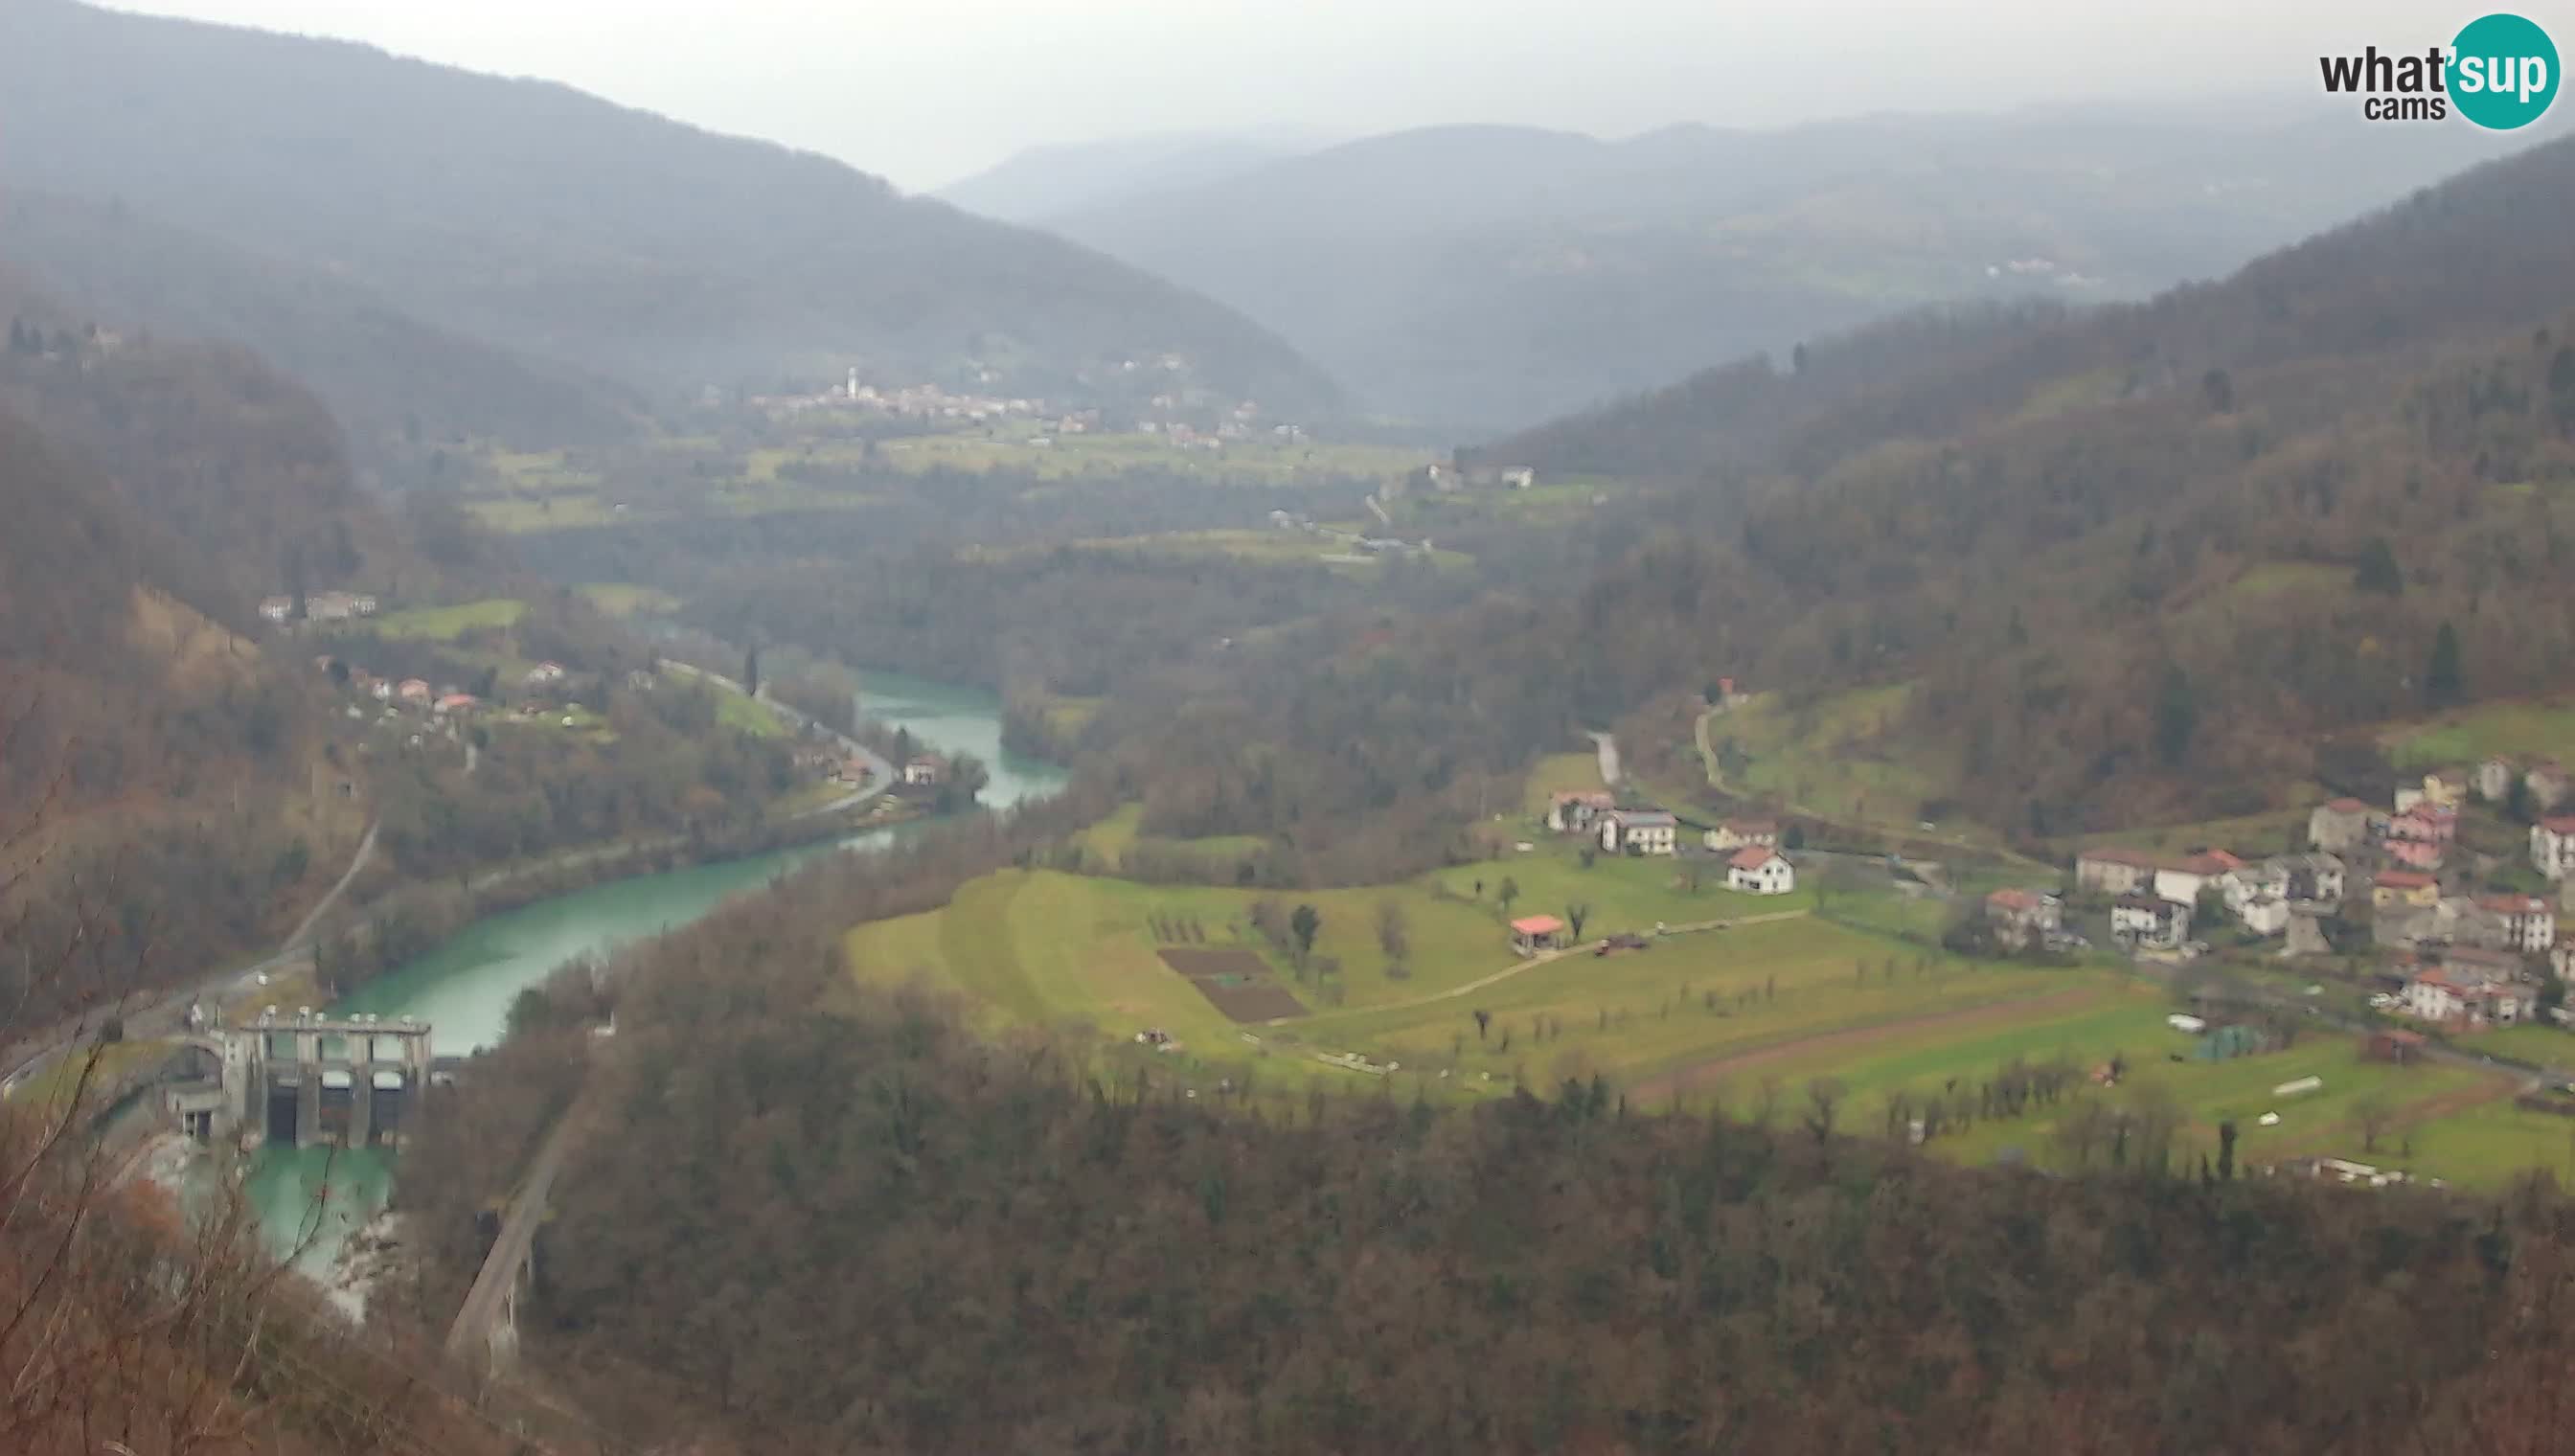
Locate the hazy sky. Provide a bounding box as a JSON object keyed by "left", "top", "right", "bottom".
{"left": 112, "top": 0, "right": 2472, "bottom": 190}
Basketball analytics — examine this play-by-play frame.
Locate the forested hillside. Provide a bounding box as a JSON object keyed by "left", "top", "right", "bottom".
{"left": 1429, "top": 134, "right": 2575, "bottom": 834}
{"left": 0, "top": 0, "right": 1340, "bottom": 418}
{"left": 1047, "top": 111, "right": 2529, "bottom": 427}
{"left": 0, "top": 192, "right": 645, "bottom": 463}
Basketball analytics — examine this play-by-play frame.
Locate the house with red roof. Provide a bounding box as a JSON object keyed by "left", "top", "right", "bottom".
{"left": 1984, "top": 887, "right": 2062, "bottom": 949}
{"left": 2404, "top": 965, "right": 2536, "bottom": 1028}
{"left": 1726, "top": 846, "right": 1795, "bottom": 896}
{"left": 1509, "top": 915, "right": 1565, "bottom": 956}
{"left": 2154, "top": 851, "right": 2243, "bottom": 909}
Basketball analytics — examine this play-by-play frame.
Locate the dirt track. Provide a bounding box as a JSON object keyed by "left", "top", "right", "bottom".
{"left": 1629, "top": 984, "right": 2108, "bottom": 1104}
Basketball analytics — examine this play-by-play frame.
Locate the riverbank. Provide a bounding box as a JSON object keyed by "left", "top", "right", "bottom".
{"left": 236, "top": 670, "right": 1069, "bottom": 1292}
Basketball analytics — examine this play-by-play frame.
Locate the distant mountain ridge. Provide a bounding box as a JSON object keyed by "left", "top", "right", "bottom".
{"left": 1042, "top": 110, "right": 2541, "bottom": 430}
{"left": 0, "top": 0, "right": 1343, "bottom": 426}
{"left": 934, "top": 130, "right": 1329, "bottom": 224}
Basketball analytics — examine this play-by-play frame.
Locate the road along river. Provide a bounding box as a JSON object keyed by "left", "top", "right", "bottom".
{"left": 241, "top": 671, "right": 1067, "bottom": 1291}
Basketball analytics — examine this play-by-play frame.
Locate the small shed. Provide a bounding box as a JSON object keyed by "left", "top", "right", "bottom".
{"left": 2195, "top": 1023, "right": 2268, "bottom": 1061}
{"left": 1509, "top": 915, "right": 1565, "bottom": 957}
{"left": 2364, "top": 1029, "right": 2428, "bottom": 1065}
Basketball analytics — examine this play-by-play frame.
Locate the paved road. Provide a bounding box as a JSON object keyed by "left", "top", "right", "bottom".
{"left": 283, "top": 818, "right": 379, "bottom": 950}
{"left": 1690, "top": 708, "right": 2055, "bottom": 873}
{"left": 657, "top": 657, "right": 894, "bottom": 819}
{"left": 2, "top": 819, "right": 382, "bottom": 1094}
{"left": 445, "top": 1104, "right": 583, "bottom": 1361}
{"left": 1287, "top": 908, "right": 1814, "bottom": 1025}
{"left": 1589, "top": 731, "right": 1622, "bottom": 786}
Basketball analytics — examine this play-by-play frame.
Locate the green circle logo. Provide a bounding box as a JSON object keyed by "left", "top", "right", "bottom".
{"left": 2450, "top": 12, "right": 2559, "bottom": 129}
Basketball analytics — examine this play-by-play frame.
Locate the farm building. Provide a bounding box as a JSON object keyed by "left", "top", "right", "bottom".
{"left": 1726, "top": 847, "right": 1795, "bottom": 895}
{"left": 1546, "top": 790, "right": 1616, "bottom": 833}
{"left": 1509, "top": 915, "right": 1565, "bottom": 956}
{"left": 2110, "top": 893, "right": 2190, "bottom": 950}
{"left": 2075, "top": 848, "right": 2159, "bottom": 896}
{"left": 1599, "top": 809, "right": 1678, "bottom": 856}
{"left": 1984, "top": 888, "right": 2062, "bottom": 950}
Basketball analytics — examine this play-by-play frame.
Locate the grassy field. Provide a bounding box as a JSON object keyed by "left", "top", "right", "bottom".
{"left": 2388, "top": 695, "right": 2575, "bottom": 768}
{"left": 879, "top": 431, "right": 1428, "bottom": 485}
{"left": 711, "top": 690, "right": 786, "bottom": 739}
{"left": 2460, "top": 1022, "right": 2575, "bottom": 1070}
{"left": 1521, "top": 752, "right": 1607, "bottom": 815}
{"left": 1914, "top": 1020, "right": 2517, "bottom": 1176}
{"left": 1699, "top": 687, "right": 1972, "bottom": 835}
{"left": 578, "top": 583, "right": 682, "bottom": 618}
{"left": 834, "top": 845, "right": 2558, "bottom": 1186}
{"left": 1070, "top": 804, "right": 1266, "bottom": 874}
{"left": 367, "top": 598, "right": 527, "bottom": 640}
{"left": 1299, "top": 918, "right": 2078, "bottom": 1093}
{"left": 2059, "top": 800, "right": 2323, "bottom": 859}
{"left": 957, "top": 528, "right": 1469, "bottom": 575}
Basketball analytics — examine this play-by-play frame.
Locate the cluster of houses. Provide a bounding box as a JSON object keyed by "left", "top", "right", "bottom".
{"left": 1418, "top": 462, "right": 1537, "bottom": 492}
{"left": 1540, "top": 793, "right": 1797, "bottom": 896}
{"left": 791, "top": 743, "right": 877, "bottom": 787}
{"left": 2065, "top": 763, "right": 2575, "bottom": 1032}
{"left": 259, "top": 591, "right": 377, "bottom": 625}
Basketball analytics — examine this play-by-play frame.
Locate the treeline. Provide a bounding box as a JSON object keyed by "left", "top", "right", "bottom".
{"left": 403, "top": 840, "right": 2575, "bottom": 1454}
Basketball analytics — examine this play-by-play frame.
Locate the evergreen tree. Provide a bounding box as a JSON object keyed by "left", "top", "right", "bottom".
{"left": 2427, "top": 621, "right": 2463, "bottom": 707}
{"left": 2153, "top": 666, "right": 2198, "bottom": 767}
{"left": 2353, "top": 536, "right": 2404, "bottom": 596}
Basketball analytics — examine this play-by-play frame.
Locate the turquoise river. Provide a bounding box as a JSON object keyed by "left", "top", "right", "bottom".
{"left": 240, "top": 671, "right": 1066, "bottom": 1285}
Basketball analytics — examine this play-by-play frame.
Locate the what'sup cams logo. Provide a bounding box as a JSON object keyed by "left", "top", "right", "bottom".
{"left": 2319, "top": 11, "right": 2559, "bottom": 127}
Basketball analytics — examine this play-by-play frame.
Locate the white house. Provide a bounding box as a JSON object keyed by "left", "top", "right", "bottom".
{"left": 2533, "top": 816, "right": 2575, "bottom": 881}
{"left": 2404, "top": 967, "right": 2535, "bottom": 1027}
{"left": 2220, "top": 861, "right": 2288, "bottom": 914}
{"left": 1703, "top": 817, "right": 1779, "bottom": 853}
{"left": 1726, "top": 846, "right": 1795, "bottom": 895}
{"left": 2238, "top": 895, "right": 2291, "bottom": 938}
{"left": 2153, "top": 852, "right": 2242, "bottom": 910}
{"left": 258, "top": 596, "right": 293, "bottom": 624}
{"left": 2111, "top": 894, "right": 2191, "bottom": 950}
{"left": 902, "top": 755, "right": 946, "bottom": 786}
{"left": 1600, "top": 809, "right": 1678, "bottom": 856}
{"left": 2476, "top": 757, "right": 2518, "bottom": 802}
{"left": 2478, "top": 895, "right": 2558, "bottom": 953}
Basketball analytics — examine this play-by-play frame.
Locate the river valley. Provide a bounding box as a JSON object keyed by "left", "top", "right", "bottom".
{"left": 239, "top": 671, "right": 1067, "bottom": 1288}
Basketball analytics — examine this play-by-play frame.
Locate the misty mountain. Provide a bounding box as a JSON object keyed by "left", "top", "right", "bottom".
{"left": 1044, "top": 110, "right": 2537, "bottom": 430}
{"left": 0, "top": 192, "right": 645, "bottom": 464}
{"left": 0, "top": 1, "right": 1341, "bottom": 418}
{"left": 935, "top": 129, "right": 1326, "bottom": 225}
